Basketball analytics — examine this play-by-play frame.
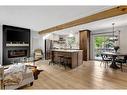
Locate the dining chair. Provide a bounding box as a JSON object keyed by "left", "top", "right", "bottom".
{"left": 100, "top": 54, "right": 112, "bottom": 68}
{"left": 115, "top": 56, "right": 127, "bottom": 71}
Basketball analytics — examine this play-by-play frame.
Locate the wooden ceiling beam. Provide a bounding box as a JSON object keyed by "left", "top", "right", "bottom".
{"left": 39, "top": 6, "right": 127, "bottom": 35}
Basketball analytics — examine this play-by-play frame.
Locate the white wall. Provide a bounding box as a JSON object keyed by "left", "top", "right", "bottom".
{"left": 0, "top": 25, "right": 2, "bottom": 65}
{"left": 30, "top": 30, "right": 43, "bottom": 55}
{"left": 118, "top": 25, "right": 127, "bottom": 53}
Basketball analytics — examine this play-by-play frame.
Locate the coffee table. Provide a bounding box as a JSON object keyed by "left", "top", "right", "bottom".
{"left": 18, "top": 56, "right": 35, "bottom": 66}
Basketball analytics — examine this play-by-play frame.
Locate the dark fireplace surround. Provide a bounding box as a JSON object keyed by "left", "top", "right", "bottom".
{"left": 3, "top": 25, "right": 30, "bottom": 65}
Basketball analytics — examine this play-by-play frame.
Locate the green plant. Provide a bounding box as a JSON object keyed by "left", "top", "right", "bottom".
{"left": 95, "top": 36, "right": 106, "bottom": 48}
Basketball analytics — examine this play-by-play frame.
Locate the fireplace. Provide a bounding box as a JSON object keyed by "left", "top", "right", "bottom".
{"left": 3, "top": 47, "right": 30, "bottom": 65}
{"left": 8, "top": 49, "right": 28, "bottom": 58}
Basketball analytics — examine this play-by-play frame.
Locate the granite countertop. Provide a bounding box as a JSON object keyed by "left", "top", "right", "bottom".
{"left": 51, "top": 49, "right": 83, "bottom": 52}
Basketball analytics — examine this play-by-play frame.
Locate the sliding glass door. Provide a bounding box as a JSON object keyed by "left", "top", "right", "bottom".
{"left": 94, "top": 35, "right": 113, "bottom": 60}
{"left": 92, "top": 33, "right": 119, "bottom": 60}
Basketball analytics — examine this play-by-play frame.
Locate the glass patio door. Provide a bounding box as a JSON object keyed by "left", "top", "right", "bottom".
{"left": 93, "top": 35, "right": 118, "bottom": 60}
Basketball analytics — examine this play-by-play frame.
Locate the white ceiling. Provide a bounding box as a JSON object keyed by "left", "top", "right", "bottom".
{"left": 0, "top": 6, "right": 113, "bottom": 31}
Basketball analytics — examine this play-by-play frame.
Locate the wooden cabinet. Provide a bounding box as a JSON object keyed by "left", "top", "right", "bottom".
{"left": 45, "top": 39, "right": 52, "bottom": 60}
{"left": 79, "top": 30, "right": 90, "bottom": 61}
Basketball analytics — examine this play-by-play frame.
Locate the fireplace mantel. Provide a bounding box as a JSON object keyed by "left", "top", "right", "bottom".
{"left": 6, "top": 43, "right": 29, "bottom": 47}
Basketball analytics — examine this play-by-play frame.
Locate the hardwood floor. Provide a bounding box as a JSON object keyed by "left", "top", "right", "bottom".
{"left": 23, "top": 60, "right": 127, "bottom": 89}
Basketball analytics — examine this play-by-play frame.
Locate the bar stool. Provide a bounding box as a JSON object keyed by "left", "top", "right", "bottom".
{"left": 49, "top": 53, "right": 57, "bottom": 65}
{"left": 63, "top": 56, "right": 71, "bottom": 69}
{"left": 58, "top": 55, "right": 64, "bottom": 65}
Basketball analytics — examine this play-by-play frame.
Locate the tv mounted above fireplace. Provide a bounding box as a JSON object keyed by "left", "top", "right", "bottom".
{"left": 4, "top": 25, "right": 30, "bottom": 43}
{"left": 7, "top": 30, "right": 29, "bottom": 43}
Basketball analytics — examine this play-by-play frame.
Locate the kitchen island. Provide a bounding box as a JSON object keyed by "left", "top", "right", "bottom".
{"left": 51, "top": 49, "right": 83, "bottom": 68}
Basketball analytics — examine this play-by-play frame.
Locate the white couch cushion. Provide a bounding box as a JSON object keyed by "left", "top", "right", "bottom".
{"left": 4, "top": 63, "right": 26, "bottom": 75}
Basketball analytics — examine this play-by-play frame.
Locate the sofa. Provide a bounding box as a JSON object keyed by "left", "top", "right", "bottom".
{"left": 0, "top": 64, "right": 34, "bottom": 90}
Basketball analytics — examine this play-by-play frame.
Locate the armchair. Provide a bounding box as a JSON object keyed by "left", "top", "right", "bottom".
{"left": 34, "top": 49, "right": 43, "bottom": 61}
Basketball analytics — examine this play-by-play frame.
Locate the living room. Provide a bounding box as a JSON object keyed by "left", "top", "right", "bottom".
{"left": 0, "top": 4, "right": 127, "bottom": 94}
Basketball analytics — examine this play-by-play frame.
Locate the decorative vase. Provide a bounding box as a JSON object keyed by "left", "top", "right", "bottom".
{"left": 114, "top": 46, "right": 119, "bottom": 53}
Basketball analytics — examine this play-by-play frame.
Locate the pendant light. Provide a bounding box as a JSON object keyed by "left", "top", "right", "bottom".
{"left": 112, "top": 23, "right": 120, "bottom": 52}
{"left": 112, "top": 23, "right": 115, "bottom": 43}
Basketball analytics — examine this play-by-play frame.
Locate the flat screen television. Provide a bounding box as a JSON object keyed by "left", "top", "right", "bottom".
{"left": 6, "top": 29, "right": 30, "bottom": 42}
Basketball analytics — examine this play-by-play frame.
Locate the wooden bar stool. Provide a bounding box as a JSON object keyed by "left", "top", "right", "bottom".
{"left": 63, "top": 56, "right": 71, "bottom": 69}
{"left": 58, "top": 55, "right": 64, "bottom": 65}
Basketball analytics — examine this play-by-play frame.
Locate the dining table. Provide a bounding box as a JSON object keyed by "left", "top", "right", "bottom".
{"left": 101, "top": 52, "right": 127, "bottom": 69}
